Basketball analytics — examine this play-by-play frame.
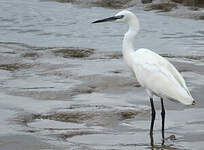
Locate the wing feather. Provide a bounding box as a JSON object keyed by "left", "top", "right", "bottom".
{"left": 131, "top": 49, "right": 193, "bottom": 105}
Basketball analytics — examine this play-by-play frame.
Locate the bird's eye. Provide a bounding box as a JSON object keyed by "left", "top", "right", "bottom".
{"left": 115, "top": 15, "right": 124, "bottom": 20}
{"left": 118, "top": 15, "right": 124, "bottom": 19}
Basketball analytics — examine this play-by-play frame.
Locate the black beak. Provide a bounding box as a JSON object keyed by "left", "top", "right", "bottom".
{"left": 92, "top": 15, "right": 123, "bottom": 24}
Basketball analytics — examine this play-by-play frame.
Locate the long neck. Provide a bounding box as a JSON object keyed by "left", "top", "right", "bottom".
{"left": 122, "top": 18, "right": 139, "bottom": 56}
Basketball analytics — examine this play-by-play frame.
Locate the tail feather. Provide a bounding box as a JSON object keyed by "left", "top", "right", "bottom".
{"left": 167, "top": 88, "right": 195, "bottom": 105}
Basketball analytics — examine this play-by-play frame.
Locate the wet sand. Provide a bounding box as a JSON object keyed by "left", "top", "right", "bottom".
{"left": 1, "top": 42, "right": 204, "bottom": 149}
{"left": 0, "top": 0, "right": 204, "bottom": 150}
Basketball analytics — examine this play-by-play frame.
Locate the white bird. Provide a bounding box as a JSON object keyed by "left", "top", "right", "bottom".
{"left": 92, "top": 10, "right": 195, "bottom": 139}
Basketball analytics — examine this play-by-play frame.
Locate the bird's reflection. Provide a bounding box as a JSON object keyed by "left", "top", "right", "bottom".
{"left": 149, "top": 133, "right": 176, "bottom": 150}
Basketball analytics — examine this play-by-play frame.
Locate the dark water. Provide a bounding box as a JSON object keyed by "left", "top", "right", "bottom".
{"left": 0, "top": 0, "right": 204, "bottom": 150}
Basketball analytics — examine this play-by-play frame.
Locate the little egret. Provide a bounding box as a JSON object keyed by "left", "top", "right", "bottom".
{"left": 92, "top": 10, "right": 195, "bottom": 139}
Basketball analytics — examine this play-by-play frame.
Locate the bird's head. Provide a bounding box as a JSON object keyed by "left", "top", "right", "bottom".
{"left": 92, "top": 10, "right": 137, "bottom": 25}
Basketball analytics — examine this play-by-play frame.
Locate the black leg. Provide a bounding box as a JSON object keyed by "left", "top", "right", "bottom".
{"left": 150, "top": 98, "right": 156, "bottom": 136}
{"left": 150, "top": 132, "right": 154, "bottom": 148}
{"left": 161, "top": 98, "right": 165, "bottom": 141}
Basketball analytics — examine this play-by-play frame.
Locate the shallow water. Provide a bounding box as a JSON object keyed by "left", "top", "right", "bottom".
{"left": 0, "top": 0, "right": 204, "bottom": 150}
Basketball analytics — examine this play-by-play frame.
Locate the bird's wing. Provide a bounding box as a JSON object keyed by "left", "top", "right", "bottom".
{"left": 135, "top": 49, "right": 190, "bottom": 94}
{"left": 132, "top": 49, "right": 193, "bottom": 105}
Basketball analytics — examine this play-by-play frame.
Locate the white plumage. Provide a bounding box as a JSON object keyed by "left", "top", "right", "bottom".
{"left": 92, "top": 10, "right": 195, "bottom": 138}
{"left": 130, "top": 48, "right": 194, "bottom": 105}
{"left": 116, "top": 10, "right": 195, "bottom": 106}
